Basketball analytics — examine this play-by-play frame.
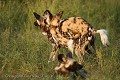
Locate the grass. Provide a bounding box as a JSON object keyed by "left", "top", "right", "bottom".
{"left": 0, "top": 0, "right": 120, "bottom": 80}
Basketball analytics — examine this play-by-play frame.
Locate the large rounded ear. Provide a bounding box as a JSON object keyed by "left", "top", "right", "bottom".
{"left": 33, "top": 12, "right": 41, "bottom": 20}
{"left": 43, "top": 10, "right": 53, "bottom": 20}
{"left": 56, "top": 11, "right": 64, "bottom": 18}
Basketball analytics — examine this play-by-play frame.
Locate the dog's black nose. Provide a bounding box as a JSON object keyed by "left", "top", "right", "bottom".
{"left": 34, "top": 21, "right": 39, "bottom": 26}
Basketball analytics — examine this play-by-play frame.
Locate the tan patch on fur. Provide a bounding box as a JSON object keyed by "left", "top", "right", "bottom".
{"left": 61, "top": 17, "right": 90, "bottom": 38}
{"left": 51, "top": 16, "right": 60, "bottom": 26}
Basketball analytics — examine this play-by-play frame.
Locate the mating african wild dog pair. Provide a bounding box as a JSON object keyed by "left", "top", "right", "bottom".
{"left": 33, "top": 10, "right": 110, "bottom": 63}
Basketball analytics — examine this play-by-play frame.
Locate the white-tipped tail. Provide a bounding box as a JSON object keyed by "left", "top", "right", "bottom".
{"left": 96, "top": 29, "right": 110, "bottom": 47}
{"left": 67, "top": 39, "right": 74, "bottom": 54}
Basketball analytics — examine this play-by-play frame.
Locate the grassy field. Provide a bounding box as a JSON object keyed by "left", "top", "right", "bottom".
{"left": 0, "top": 0, "right": 120, "bottom": 80}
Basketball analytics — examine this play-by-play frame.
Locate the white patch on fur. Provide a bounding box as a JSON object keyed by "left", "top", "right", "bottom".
{"left": 88, "top": 36, "right": 92, "bottom": 40}
{"left": 89, "top": 27, "right": 92, "bottom": 31}
{"left": 96, "top": 29, "right": 110, "bottom": 46}
{"left": 44, "top": 15, "right": 50, "bottom": 25}
{"left": 37, "top": 20, "right": 40, "bottom": 25}
{"left": 79, "top": 38, "right": 81, "bottom": 42}
{"left": 67, "top": 39, "right": 74, "bottom": 54}
{"left": 52, "top": 36, "right": 57, "bottom": 44}
{"left": 68, "top": 32, "right": 72, "bottom": 37}
{"left": 42, "top": 32, "right": 47, "bottom": 35}
{"left": 60, "top": 19, "right": 64, "bottom": 23}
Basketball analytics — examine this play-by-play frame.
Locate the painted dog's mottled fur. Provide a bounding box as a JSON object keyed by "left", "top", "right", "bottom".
{"left": 33, "top": 12, "right": 92, "bottom": 63}
{"left": 43, "top": 10, "right": 109, "bottom": 50}
{"left": 33, "top": 10, "right": 109, "bottom": 63}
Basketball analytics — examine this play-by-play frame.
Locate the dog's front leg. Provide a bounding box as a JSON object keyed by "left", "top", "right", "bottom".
{"left": 75, "top": 45, "right": 84, "bottom": 64}
{"left": 48, "top": 43, "right": 58, "bottom": 63}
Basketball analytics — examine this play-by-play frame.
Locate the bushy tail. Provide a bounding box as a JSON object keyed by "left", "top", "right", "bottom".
{"left": 96, "top": 29, "right": 110, "bottom": 47}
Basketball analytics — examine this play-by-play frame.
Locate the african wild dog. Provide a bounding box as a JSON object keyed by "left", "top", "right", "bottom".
{"left": 43, "top": 10, "right": 96, "bottom": 52}
{"left": 43, "top": 10, "right": 96, "bottom": 50}
{"left": 43, "top": 10, "right": 110, "bottom": 59}
{"left": 54, "top": 52, "right": 88, "bottom": 79}
{"left": 33, "top": 10, "right": 110, "bottom": 63}
{"left": 43, "top": 10, "right": 110, "bottom": 49}
{"left": 54, "top": 52, "right": 83, "bottom": 75}
{"left": 44, "top": 10, "right": 109, "bottom": 47}
{"left": 33, "top": 11, "right": 92, "bottom": 63}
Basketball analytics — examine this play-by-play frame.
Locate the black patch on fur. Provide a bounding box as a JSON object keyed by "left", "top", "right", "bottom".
{"left": 33, "top": 12, "right": 41, "bottom": 20}
{"left": 56, "top": 11, "right": 63, "bottom": 18}
{"left": 60, "top": 19, "right": 68, "bottom": 26}
{"left": 81, "top": 20, "right": 85, "bottom": 24}
{"left": 43, "top": 10, "right": 53, "bottom": 20}
{"left": 34, "top": 21, "right": 39, "bottom": 26}
{"left": 73, "top": 17, "right": 76, "bottom": 23}
{"left": 58, "top": 19, "right": 68, "bottom": 34}
{"left": 66, "top": 61, "right": 83, "bottom": 72}
{"left": 58, "top": 54, "right": 64, "bottom": 62}
{"left": 44, "top": 19, "right": 48, "bottom": 25}
{"left": 85, "top": 46, "right": 93, "bottom": 54}
{"left": 90, "top": 36, "right": 95, "bottom": 47}
{"left": 68, "top": 23, "right": 71, "bottom": 26}
{"left": 77, "top": 17, "right": 82, "bottom": 19}
{"left": 81, "top": 22, "right": 83, "bottom": 24}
